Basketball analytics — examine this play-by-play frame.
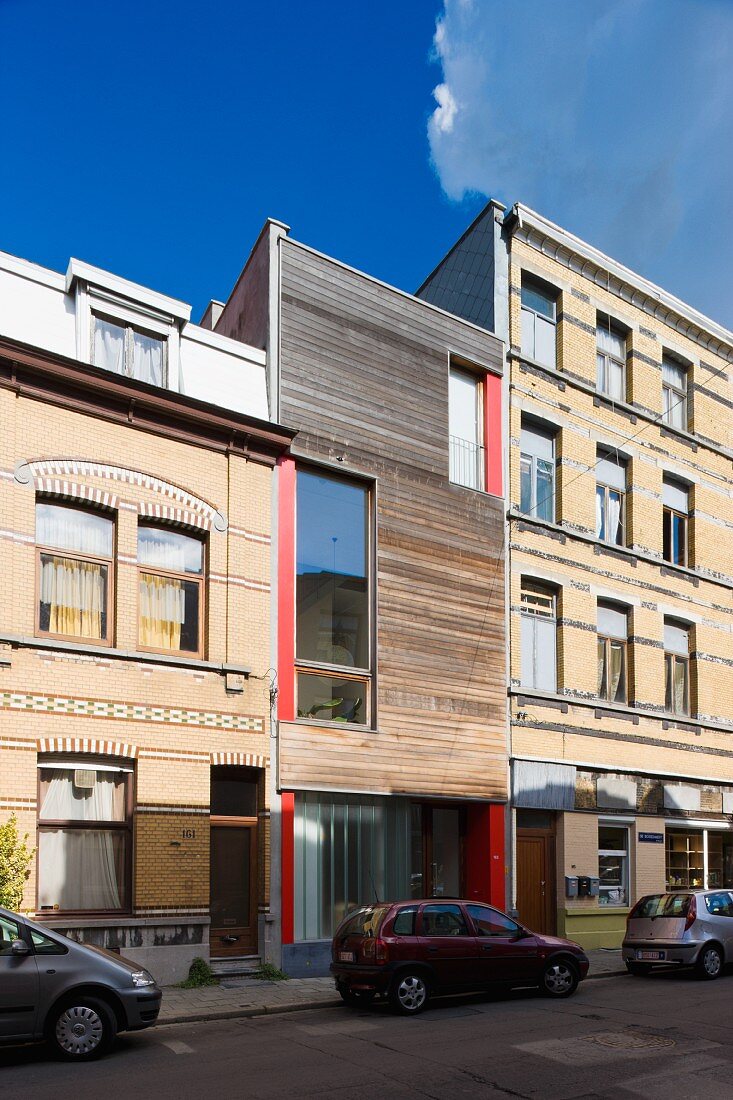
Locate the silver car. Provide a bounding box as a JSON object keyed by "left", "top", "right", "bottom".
{"left": 0, "top": 907, "right": 162, "bottom": 1060}
{"left": 622, "top": 890, "right": 733, "bottom": 980}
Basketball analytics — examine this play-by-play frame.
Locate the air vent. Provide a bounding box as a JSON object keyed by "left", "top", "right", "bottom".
{"left": 73, "top": 769, "right": 96, "bottom": 790}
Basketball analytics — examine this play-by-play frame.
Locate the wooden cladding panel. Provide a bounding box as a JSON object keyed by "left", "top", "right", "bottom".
{"left": 279, "top": 242, "right": 507, "bottom": 800}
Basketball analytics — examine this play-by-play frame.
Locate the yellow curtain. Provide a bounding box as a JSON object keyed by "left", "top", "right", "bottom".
{"left": 42, "top": 557, "right": 104, "bottom": 640}
{"left": 139, "top": 572, "right": 184, "bottom": 650}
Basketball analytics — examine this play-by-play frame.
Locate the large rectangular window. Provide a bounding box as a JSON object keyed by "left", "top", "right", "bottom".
{"left": 597, "top": 602, "right": 628, "bottom": 704}
{"left": 520, "top": 422, "right": 555, "bottom": 522}
{"left": 36, "top": 501, "right": 114, "bottom": 644}
{"left": 664, "top": 619, "right": 690, "bottom": 716}
{"left": 598, "top": 824, "right": 629, "bottom": 907}
{"left": 521, "top": 277, "right": 557, "bottom": 368}
{"left": 449, "top": 366, "right": 484, "bottom": 491}
{"left": 296, "top": 470, "right": 370, "bottom": 726}
{"left": 662, "top": 477, "right": 689, "bottom": 566}
{"left": 595, "top": 452, "right": 626, "bottom": 546}
{"left": 520, "top": 580, "right": 557, "bottom": 692}
{"left": 93, "top": 315, "right": 165, "bottom": 386}
{"left": 294, "top": 792, "right": 411, "bottom": 940}
{"left": 662, "top": 355, "right": 688, "bottom": 430}
{"left": 596, "top": 316, "right": 626, "bottom": 401}
{"left": 667, "top": 829, "right": 733, "bottom": 890}
{"left": 138, "top": 524, "right": 204, "bottom": 656}
{"left": 37, "top": 762, "right": 132, "bottom": 913}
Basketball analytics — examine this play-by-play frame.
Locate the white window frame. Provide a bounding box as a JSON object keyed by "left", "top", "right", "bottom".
{"left": 662, "top": 355, "right": 688, "bottom": 430}
{"left": 449, "top": 365, "right": 485, "bottom": 491}
{"left": 520, "top": 423, "right": 556, "bottom": 522}
{"left": 92, "top": 312, "right": 169, "bottom": 387}
{"left": 520, "top": 278, "right": 557, "bottom": 369}
{"left": 665, "top": 822, "right": 733, "bottom": 891}
{"left": 596, "top": 316, "right": 626, "bottom": 401}
{"left": 520, "top": 580, "right": 557, "bottom": 692}
{"left": 598, "top": 821, "right": 630, "bottom": 907}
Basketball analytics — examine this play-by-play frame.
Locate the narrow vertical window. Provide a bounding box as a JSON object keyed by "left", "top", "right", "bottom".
{"left": 137, "top": 525, "right": 204, "bottom": 656}
{"left": 449, "top": 366, "right": 484, "bottom": 491}
{"left": 662, "top": 477, "right": 689, "bottom": 566}
{"left": 662, "top": 355, "right": 688, "bottom": 430}
{"left": 597, "top": 602, "right": 628, "bottom": 704}
{"left": 598, "top": 825, "right": 629, "bottom": 906}
{"left": 520, "top": 422, "right": 555, "bottom": 522}
{"left": 664, "top": 620, "right": 690, "bottom": 716}
{"left": 521, "top": 277, "right": 557, "bottom": 369}
{"left": 520, "top": 580, "right": 557, "bottom": 692}
{"left": 595, "top": 452, "right": 626, "bottom": 546}
{"left": 36, "top": 501, "right": 114, "bottom": 643}
{"left": 296, "top": 469, "right": 370, "bottom": 725}
{"left": 596, "top": 316, "right": 626, "bottom": 401}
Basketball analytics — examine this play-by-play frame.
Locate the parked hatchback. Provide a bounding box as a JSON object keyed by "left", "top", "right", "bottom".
{"left": 623, "top": 890, "right": 733, "bottom": 980}
{"left": 331, "top": 899, "right": 589, "bottom": 1014}
{"left": 0, "top": 907, "right": 162, "bottom": 1059}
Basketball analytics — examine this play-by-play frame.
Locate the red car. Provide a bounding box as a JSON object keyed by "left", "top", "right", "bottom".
{"left": 331, "top": 899, "right": 589, "bottom": 1014}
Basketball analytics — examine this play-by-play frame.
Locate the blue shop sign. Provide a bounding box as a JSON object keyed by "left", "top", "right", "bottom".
{"left": 639, "top": 832, "right": 664, "bottom": 843}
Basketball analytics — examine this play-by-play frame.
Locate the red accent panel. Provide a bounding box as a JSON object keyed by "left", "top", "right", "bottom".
{"left": 277, "top": 456, "right": 296, "bottom": 722}
{"left": 281, "top": 792, "right": 295, "bottom": 945}
{"left": 484, "top": 371, "right": 503, "bottom": 498}
{"left": 465, "top": 802, "right": 506, "bottom": 909}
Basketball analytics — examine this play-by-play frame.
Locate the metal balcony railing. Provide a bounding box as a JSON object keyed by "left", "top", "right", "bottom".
{"left": 449, "top": 435, "right": 485, "bottom": 491}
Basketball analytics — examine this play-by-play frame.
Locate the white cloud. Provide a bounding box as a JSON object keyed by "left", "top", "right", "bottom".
{"left": 426, "top": 0, "right": 733, "bottom": 327}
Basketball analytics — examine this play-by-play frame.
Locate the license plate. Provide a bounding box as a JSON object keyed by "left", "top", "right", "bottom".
{"left": 339, "top": 950, "right": 355, "bottom": 962}
{"left": 636, "top": 950, "right": 665, "bottom": 960}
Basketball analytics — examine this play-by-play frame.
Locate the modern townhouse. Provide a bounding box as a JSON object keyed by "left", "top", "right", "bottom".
{"left": 0, "top": 250, "right": 293, "bottom": 980}
{"left": 205, "top": 220, "right": 509, "bottom": 975}
{"left": 419, "top": 201, "right": 733, "bottom": 949}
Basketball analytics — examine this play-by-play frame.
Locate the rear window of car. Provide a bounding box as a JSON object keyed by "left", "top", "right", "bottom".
{"left": 631, "top": 894, "right": 692, "bottom": 918}
{"left": 337, "top": 907, "right": 390, "bottom": 937}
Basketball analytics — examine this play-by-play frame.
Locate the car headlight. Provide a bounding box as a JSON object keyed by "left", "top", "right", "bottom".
{"left": 131, "top": 970, "right": 156, "bottom": 988}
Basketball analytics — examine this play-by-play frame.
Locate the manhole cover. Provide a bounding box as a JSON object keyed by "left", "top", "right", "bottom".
{"left": 589, "top": 1032, "right": 675, "bottom": 1051}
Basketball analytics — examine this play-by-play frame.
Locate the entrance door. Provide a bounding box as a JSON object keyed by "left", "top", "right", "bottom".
{"left": 516, "top": 824, "right": 556, "bottom": 935}
{"left": 411, "top": 805, "right": 465, "bottom": 898}
{"left": 210, "top": 766, "right": 260, "bottom": 958}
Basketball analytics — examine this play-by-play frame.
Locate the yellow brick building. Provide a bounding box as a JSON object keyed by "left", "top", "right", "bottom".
{"left": 0, "top": 257, "right": 292, "bottom": 982}
{"left": 420, "top": 201, "right": 732, "bottom": 948}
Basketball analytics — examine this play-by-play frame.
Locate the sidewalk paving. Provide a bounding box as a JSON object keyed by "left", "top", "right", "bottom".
{"left": 158, "top": 949, "right": 626, "bottom": 1026}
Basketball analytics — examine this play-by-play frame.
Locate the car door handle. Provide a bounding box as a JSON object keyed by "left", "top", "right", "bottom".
{"left": 427, "top": 946, "right": 439, "bottom": 953}
{"left": 481, "top": 944, "right": 493, "bottom": 950}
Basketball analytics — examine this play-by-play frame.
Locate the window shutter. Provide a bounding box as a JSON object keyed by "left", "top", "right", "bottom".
{"left": 520, "top": 614, "right": 536, "bottom": 688}
{"left": 535, "top": 616, "right": 557, "bottom": 692}
{"left": 521, "top": 423, "right": 554, "bottom": 461}
{"left": 662, "top": 477, "right": 689, "bottom": 512}
{"left": 597, "top": 602, "right": 627, "bottom": 639}
{"left": 664, "top": 621, "right": 689, "bottom": 655}
{"left": 596, "top": 452, "right": 626, "bottom": 491}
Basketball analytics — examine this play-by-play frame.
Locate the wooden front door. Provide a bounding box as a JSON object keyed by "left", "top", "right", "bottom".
{"left": 210, "top": 822, "right": 258, "bottom": 957}
{"left": 516, "top": 829, "right": 555, "bottom": 935}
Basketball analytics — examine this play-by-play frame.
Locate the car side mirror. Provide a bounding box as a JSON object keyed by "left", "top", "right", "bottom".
{"left": 513, "top": 927, "right": 532, "bottom": 940}
{"left": 11, "top": 939, "right": 30, "bottom": 956}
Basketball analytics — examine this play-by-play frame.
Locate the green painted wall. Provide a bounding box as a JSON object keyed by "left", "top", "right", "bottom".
{"left": 557, "top": 907, "right": 630, "bottom": 949}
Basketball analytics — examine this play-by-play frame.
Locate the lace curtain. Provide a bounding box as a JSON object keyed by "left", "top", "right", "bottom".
{"left": 139, "top": 573, "right": 184, "bottom": 649}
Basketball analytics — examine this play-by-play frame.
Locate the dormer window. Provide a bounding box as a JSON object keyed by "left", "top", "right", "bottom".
{"left": 93, "top": 315, "right": 165, "bottom": 386}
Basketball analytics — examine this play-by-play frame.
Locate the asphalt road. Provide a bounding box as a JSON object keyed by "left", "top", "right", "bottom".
{"left": 3, "top": 970, "right": 733, "bottom": 1099}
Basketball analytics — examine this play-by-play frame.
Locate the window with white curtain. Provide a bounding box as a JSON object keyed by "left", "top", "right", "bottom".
{"left": 93, "top": 315, "right": 165, "bottom": 386}
{"left": 663, "top": 477, "right": 689, "bottom": 566}
{"left": 37, "top": 762, "right": 131, "bottom": 913}
{"left": 520, "top": 421, "right": 556, "bottom": 522}
{"left": 449, "top": 365, "right": 485, "bottom": 490}
{"left": 36, "top": 501, "right": 114, "bottom": 643}
{"left": 595, "top": 452, "right": 626, "bottom": 546}
{"left": 662, "top": 355, "right": 688, "bottom": 430}
{"left": 138, "top": 524, "right": 204, "bottom": 656}
{"left": 598, "top": 824, "right": 629, "bottom": 906}
{"left": 597, "top": 602, "right": 628, "bottom": 704}
{"left": 520, "top": 580, "right": 557, "bottom": 692}
{"left": 521, "top": 277, "right": 557, "bottom": 369}
{"left": 664, "top": 619, "right": 691, "bottom": 716}
{"left": 596, "top": 316, "right": 626, "bottom": 401}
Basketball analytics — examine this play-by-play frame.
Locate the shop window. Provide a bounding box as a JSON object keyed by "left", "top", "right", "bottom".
{"left": 521, "top": 276, "right": 557, "bottom": 368}
{"left": 595, "top": 451, "right": 626, "bottom": 546}
{"left": 296, "top": 469, "right": 370, "bottom": 726}
{"left": 597, "top": 602, "right": 628, "bottom": 704}
{"left": 449, "top": 365, "right": 485, "bottom": 491}
{"left": 138, "top": 524, "right": 205, "bottom": 657}
{"left": 662, "top": 476, "right": 689, "bottom": 566}
{"left": 36, "top": 500, "right": 114, "bottom": 644}
{"left": 37, "top": 761, "right": 132, "bottom": 913}
{"left": 520, "top": 421, "right": 556, "bottom": 522}
{"left": 596, "top": 315, "right": 627, "bottom": 401}
{"left": 520, "top": 580, "right": 557, "bottom": 692}
{"left": 664, "top": 620, "right": 690, "bottom": 716}
{"left": 662, "top": 354, "right": 688, "bottom": 430}
{"left": 598, "top": 824, "right": 629, "bottom": 906}
{"left": 93, "top": 315, "right": 166, "bottom": 386}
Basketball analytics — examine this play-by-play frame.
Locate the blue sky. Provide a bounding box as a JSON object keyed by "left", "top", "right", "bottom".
{"left": 1, "top": 0, "right": 731, "bottom": 329}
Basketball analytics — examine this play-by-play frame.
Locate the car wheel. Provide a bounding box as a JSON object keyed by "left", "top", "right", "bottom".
{"left": 626, "top": 961, "right": 652, "bottom": 976}
{"left": 49, "top": 997, "right": 117, "bottom": 1060}
{"left": 695, "top": 944, "right": 723, "bottom": 981}
{"left": 541, "top": 959, "right": 579, "bottom": 998}
{"left": 389, "top": 971, "right": 429, "bottom": 1015}
{"left": 337, "top": 985, "right": 376, "bottom": 1007}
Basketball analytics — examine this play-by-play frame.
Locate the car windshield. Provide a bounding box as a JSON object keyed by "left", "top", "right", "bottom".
{"left": 337, "top": 906, "right": 390, "bottom": 938}
{"left": 631, "top": 893, "right": 691, "bottom": 918}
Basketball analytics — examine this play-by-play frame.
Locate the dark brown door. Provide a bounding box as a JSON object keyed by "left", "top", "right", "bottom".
{"left": 210, "top": 822, "right": 258, "bottom": 957}
{"left": 516, "top": 829, "right": 555, "bottom": 935}
{"left": 411, "top": 805, "right": 466, "bottom": 898}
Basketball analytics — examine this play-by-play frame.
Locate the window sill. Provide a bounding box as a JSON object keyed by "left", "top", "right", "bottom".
{"left": 0, "top": 632, "right": 250, "bottom": 678}
{"left": 509, "top": 686, "right": 732, "bottom": 735}
{"left": 37, "top": 914, "right": 210, "bottom": 928}
{"left": 293, "top": 716, "right": 377, "bottom": 734}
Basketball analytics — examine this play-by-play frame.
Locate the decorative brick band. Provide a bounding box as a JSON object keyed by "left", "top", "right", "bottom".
{"left": 0, "top": 798, "right": 37, "bottom": 810}
{"left": 211, "top": 751, "right": 268, "bottom": 768}
{"left": 229, "top": 526, "right": 272, "bottom": 545}
{"left": 134, "top": 906, "right": 209, "bottom": 917}
{"left": 136, "top": 804, "right": 210, "bottom": 814}
{"left": 138, "top": 501, "right": 212, "bottom": 531}
{"left": 0, "top": 692, "right": 264, "bottom": 733}
{"left": 37, "top": 736, "right": 138, "bottom": 758}
{"left": 34, "top": 479, "right": 120, "bottom": 511}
